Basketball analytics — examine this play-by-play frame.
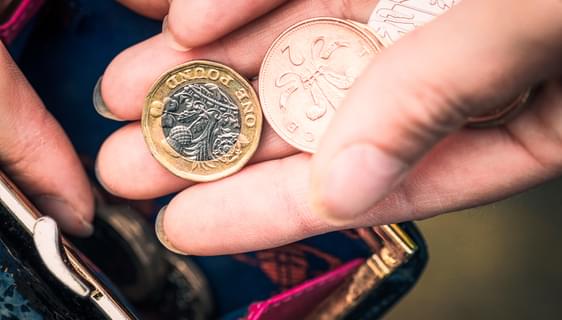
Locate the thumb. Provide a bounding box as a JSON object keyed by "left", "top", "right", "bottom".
{"left": 0, "top": 44, "right": 94, "bottom": 236}
{"left": 310, "top": 0, "right": 562, "bottom": 224}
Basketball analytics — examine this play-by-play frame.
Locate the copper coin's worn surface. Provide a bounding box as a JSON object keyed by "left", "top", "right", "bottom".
{"left": 142, "top": 60, "right": 262, "bottom": 182}
{"left": 259, "top": 18, "right": 384, "bottom": 153}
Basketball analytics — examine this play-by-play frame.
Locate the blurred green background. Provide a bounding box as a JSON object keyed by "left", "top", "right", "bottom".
{"left": 387, "top": 177, "right": 562, "bottom": 319}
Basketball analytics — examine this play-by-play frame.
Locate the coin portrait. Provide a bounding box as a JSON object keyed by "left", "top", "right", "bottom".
{"left": 142, "top": 60, "right": 262, "bottom": 182}
{"left": 259, "top": 18, "right": 383, "bottom": 153}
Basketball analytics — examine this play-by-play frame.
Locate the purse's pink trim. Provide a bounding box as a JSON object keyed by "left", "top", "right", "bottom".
{"left": 0, "top": 0, "right": 44, "bottom": 44}
{"left": 247, "top": 258, "right": 364, "bottom": 320}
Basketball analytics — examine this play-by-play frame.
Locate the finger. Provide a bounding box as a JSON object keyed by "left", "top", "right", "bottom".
{"left": 164, "top": 0, "right": 288, "bottom": 49}
{"left": 117, "top": 0, "right": 169, "bottom": 20}
{"left": 158, "top": 153, "right": 326, "bottom": 255}
{"left": 96, "top": 121, "right": 297, "bottom": 199}
{"left": 0, "top": 44, "right": 93, "bottom": 236}
{"left": 310, "top": 0, "right": 562, "bottom": 224}
{"left": 99, "top": 0, "right": 377, "bottom": 120}
{"left": 156, "top": 103, "right": 562, "bottom": 255}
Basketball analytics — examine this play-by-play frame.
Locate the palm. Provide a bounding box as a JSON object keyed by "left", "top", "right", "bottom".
{"left": 97, "top": 0, "right": 562, "bottom": 254}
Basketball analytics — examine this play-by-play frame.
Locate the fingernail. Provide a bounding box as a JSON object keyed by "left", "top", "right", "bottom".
{"left": 161, "top": 15, "right": 191, "bottom": 52}
{"left": 93, "top": 76, "right": 122, "bottom": 121}
{"left": 77, "top": 216, "right": 95, "bottom": 237}
{"left": 34, "top": 195, "right": 94, "bottom": 237}
{"left": 155, "top": 206, "right": 188, "bottom": 255}
{"left": 94, "top": 159, "right": 113, "bottom": 195}
{"left": 312, "top": 144, "right": 407, "bottom": 224}
{"left": 161, "top": 15, "right": 168, "bottom": 33}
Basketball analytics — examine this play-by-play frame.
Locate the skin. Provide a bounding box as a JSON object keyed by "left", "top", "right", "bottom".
{"left": 96, "top": 0, "right": 562, "bottom": 255}
{"left": 0, "top": 43, "right": 93, "bottom": 236}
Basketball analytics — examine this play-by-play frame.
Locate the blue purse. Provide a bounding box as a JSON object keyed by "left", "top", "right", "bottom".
{"left": 0, "top": 170, "right": 426, "bottom": 319}
{"left": 1, "top": 1, "right": 428, "bottom": 318}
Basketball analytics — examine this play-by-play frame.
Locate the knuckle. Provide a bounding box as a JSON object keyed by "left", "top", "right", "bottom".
{"left": 360, "top": 183, "right": 425, "bottom": 226}
{"left": 273, "top": 157, "right": 322, "bottom": 235}
{"left": 337, "top": 0, "right": 374, "bottom": 19}
{"left": 317, "top": 0, "right": 351, "bottom": 19}
{"left": 535, "top": 126, "right": 562, "bottom": 173}
{"left": 0, "top": 52, "right": 56, "bottom": 179}
{"left": 530, "top": 83, "right": 562, "bottom": 171}
{"left": 217, "top": 37, "right": 238, "bottom": 70}
{"left": 548, "top": 88, "right": 562, "bottom": 171}
{"left": 503, "top": 82, "right": 562, "bottom": 173}
{"left": 398, "top": 75, "right": 468, "bottom": 136}
{"left": 554, "top": 131, "right": 562, "bottom": 172}
{"left": 1, "top": 105, "right": 52, "bottom": 173}
{"left": 271, "top": 159, "right": 297, "bottom": 213}
{"left": 338, "top": 0, "right": 354, "bottom": 18}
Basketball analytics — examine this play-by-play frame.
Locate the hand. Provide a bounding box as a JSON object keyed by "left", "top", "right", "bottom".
{"left": 98, "top": 0, "right": 562, "bottom": 254}
{"left": 0, "top": 43, "right": 93, "bottom": 236}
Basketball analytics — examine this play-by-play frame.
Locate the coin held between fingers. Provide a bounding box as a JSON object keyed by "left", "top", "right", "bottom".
{"left": 259, "top": 1, "right": 533, "bottom": 156}
{"left": 259, "top": 18, "right": 384, "bottom": 153}
{"left": 141, "top": 60, "right": 263, "bottom": 182}
{"left": 368, "top": 0, "right": 533, "bottom": 128}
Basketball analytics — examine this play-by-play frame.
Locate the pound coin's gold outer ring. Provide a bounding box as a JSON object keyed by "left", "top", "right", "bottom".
{"left": 142, "top": 60, "right": 263, "bottom": 182}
